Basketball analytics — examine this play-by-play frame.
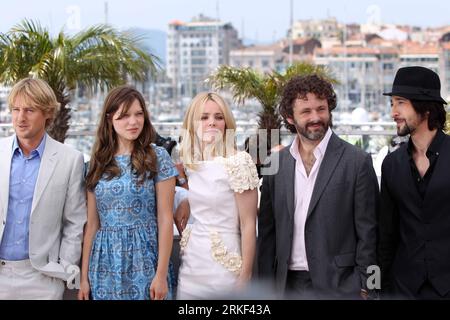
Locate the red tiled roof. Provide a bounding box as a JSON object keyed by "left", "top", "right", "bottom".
{"left": 400, "top": 44, "right": 440, "bottom": 54}
{"left": 441, "top": 42, "right": 450, "bottom": 50}
{"left": 169, "top": 20, "right": 184, "bottom": 26}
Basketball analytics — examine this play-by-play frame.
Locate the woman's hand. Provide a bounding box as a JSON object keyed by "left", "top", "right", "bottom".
{"left": 235, "top": 272, "right": 251, "bottom": 291}
{"left": 77, "top": 279, "right": 91, "bottom": 300}
{"left": 150, "top": 273, "right": 168, "bottom": 300}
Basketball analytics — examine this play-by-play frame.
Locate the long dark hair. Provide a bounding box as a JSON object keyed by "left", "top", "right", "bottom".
{"left": 411, "top": 100, "right": 446, "bottom": 131}
{"left": 86, "top": 86, "right": 157, "bottom": 191}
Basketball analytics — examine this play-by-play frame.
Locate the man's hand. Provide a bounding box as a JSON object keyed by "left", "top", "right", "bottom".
{"left": 360, "top": 289, "right": 379, "bottom": 300}
{"left": 360, "top": 289, "right": 369, "bottom": 300}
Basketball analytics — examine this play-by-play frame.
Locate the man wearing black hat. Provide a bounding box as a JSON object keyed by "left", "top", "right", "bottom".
{"left": 378, "top": 66, "right": 450, "bottom": 299}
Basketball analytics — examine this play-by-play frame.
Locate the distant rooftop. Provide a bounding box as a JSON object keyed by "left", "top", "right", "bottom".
{"left": 400, "top": 42, "right": 440, "bottom": 54}
{"left": 316, "top": 46, "right": 398, "bottom": 55}
{"left": 169, "top": 14, "right": 224, "bottom": 27}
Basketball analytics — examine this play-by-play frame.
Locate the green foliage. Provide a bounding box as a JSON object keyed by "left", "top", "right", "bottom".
{"left": 0, "top": 19, "right": 160, "bottom": 142}
{"left": 207, "top": 62, "right": 337, "bottom": 130}
{"left": 446, "top": 112, "right": 450, "bottom": 135}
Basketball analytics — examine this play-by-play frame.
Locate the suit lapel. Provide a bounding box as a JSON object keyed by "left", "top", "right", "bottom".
{"left": 283, "top": 149, "right": 296, "bottom": 222}
{"left": 0, "top": 136, "right": 15, "bottom": 223}
{"left": 423, "top": 136, "right": 449, "bottom": 212}
{"left": 397, "top": 145, "right": 423, "bottom": 220}
{"left": 307, "top": 134, "right": 344, "bottom": 219}
{"left": 31, "top": 136, "right": 58, "bottom": 216}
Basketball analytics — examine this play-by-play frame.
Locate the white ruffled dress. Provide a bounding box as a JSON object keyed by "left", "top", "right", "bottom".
{"left": 176, "top": 151, "right": 259, "bottom": 300}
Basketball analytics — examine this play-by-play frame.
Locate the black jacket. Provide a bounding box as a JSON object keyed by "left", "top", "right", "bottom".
{"left": 258, "top": 133, "right": 379, "bottom": 297}
{"left": 378, "top": 131, "right": 450, "bottom": 297}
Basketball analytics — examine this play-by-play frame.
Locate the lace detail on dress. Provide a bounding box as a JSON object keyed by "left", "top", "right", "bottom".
{"left": 216, "top": 152, "right": 259, "bottom": 193}
{"left": 209, "top": 231, "right": 242, "bottom": 275}
{"left": 179, "top": 227, "right": 192, "bottom": 254}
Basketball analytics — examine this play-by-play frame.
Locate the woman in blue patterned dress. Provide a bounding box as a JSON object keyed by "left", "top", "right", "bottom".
{"left": 78, "top": 86, "right": 177, "bottom": 300}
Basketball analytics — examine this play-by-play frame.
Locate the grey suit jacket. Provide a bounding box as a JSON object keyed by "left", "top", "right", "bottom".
{"left": 257, "top": 132, "right": 379, "bottom": 297}
{"left": 0, "top": 134, "right": 87, "bottom": 281}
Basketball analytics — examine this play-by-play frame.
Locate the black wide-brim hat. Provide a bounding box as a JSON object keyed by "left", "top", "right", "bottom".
{"left": 383, "top": 66, "right": 447, "bottom": 104}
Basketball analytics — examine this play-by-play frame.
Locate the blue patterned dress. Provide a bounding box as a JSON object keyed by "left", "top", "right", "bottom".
{"left": 88, "top": 146, "right": 178, "bottom": 300}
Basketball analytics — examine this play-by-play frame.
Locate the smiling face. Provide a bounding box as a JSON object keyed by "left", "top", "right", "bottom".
{"left": 391, "top": 96, "right": 425, "bottom": 136}
{"left": 196, "top": 99, "right": 226, "bottom": 145}
{"left": 11, "top": 95, "right": 50, "bottom": 143}
{"left": 287, "top": 92, "right": 331, "bottom": 142}
{"left": 112, "top": 99, "right": 145, "bottom": 145}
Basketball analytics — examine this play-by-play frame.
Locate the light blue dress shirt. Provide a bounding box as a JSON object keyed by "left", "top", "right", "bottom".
{"left": 0, "top": 134, "right": 46, "bottom": 260}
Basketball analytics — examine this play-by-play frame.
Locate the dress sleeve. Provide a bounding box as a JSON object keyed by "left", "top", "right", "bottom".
{"left": 224, "top": 151, "right": 260, "bottom": 193}
{"left": 154, "top": 146, "right": 178, "bottom": 183}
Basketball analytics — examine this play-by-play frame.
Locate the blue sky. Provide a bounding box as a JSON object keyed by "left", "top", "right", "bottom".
{"left": 1, "top": 0, "right": 449, "bottom": 41}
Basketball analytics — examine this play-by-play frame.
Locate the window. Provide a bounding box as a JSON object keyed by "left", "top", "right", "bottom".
{"left": 192, "top": 50, "right": 206, "bottom": 57}
{"left": 192, "top": 58, "right": 206, "bottom": 65}
{"left": 383, "top": 63, "right": 393, "bottom": 70}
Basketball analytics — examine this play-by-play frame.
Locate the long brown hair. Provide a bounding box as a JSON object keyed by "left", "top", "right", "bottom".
{"left": 86, "top": 85, "right": 157, "bottom": 191}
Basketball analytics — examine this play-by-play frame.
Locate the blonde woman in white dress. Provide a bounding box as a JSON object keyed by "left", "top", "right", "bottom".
{"left": 176, "top": 92, "right": 259, "bottom": 299}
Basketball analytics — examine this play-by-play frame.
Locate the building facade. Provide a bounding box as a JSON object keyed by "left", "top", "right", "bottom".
{"left": 166, "top": 14, "right": 240, "bottom": 98}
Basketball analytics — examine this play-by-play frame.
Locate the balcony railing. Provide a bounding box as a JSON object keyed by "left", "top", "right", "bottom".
{"left": 0, "top": 121, "right": 398, "bottom": 156}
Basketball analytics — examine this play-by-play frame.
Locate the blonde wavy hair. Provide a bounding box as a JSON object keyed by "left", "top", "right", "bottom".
{"left": 8, "top": 78, "right": 59, "bottom": 128}
{"left": 180, "top": 92, "right": 236, "bottom": 170}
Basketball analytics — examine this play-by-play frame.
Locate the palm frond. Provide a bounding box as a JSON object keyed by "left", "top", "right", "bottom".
{"left": 0, "top": 19, "right": 161, "bottom": 142}
{"left": 68, "top": 25, "right": 159, "bottom": 89}
{"left": 206, "top": 61, "right": 338, "bottom": 130}
{"left": 445, "top": 111, "right": 450, "bottom": 135}
{"left": 207, "top": 65, "right": 262, "bottom": 104}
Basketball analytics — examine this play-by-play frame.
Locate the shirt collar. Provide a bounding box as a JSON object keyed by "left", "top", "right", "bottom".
{"left": 314, "top": 127, "right": 333, "bottom": 158}
{"left": 427, "top": 130, "right": 445, "bottom": 155}
{"left": 290, "top": 127, "right": 333, "bottom": 161}
{"left": 12, "top": 133, "right": 47, "bottom": 158}
{"left": 407, "top": 129, "right": 445, "bottom": 157}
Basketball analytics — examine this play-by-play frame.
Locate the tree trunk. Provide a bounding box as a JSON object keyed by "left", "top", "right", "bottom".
{"left": 257, "top": 109, "right": 282, "bottom": 131}
{"left": 258, "top": 108, "right": 282, "bottom": 152}
{"left": 47, "top": 90, "right": 71, "bottom": 143}
{"left": 244, "top": 108, "right": 282, "bottom": 178}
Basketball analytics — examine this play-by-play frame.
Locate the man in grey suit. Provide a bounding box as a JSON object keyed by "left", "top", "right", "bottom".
{"left": 0, "top": 78, "right": 86, "bottom": 299}
{"left": 257, "top": 75, "right": 379, "bottom": 299}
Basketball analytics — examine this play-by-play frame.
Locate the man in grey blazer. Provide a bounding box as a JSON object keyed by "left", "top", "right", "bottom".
{"left": 257, "top": 75, "right": 379, "bottom": 299}
{"left": 0, "top": 78, "right": 86, "bottom": 299}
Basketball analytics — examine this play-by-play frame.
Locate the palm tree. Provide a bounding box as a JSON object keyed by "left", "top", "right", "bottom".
{"left": 207, "top": 62, "right": 337, "bottom": 132}
{"left": 207, "top": 62, "right": 337, "bottom": 175}
{"left": 446, "top": 111, "right": 450, "bottom": 135}
{"left": 0, "top": 19, "right": 159, "bottom": 142}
